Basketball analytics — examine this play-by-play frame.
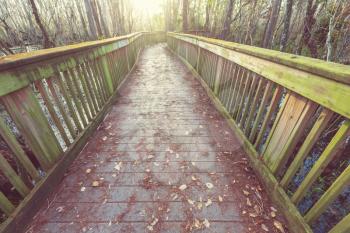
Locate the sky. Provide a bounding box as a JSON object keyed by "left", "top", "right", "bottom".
{"left": 130, "top": 0, "right": 164, "bottom": 17}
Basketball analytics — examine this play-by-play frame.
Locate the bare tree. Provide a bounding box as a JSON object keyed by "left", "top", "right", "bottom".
{"left": 262, "top": 0, "right": 282, "bottom": 48}
{"left": 28, "top": 0, "right": 55, "bottom": 48}
{"left": 182, "top": 0, "right": 188, "bottom": 32}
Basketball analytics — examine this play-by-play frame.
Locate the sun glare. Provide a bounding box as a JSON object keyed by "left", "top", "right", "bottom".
{"left": 130, "top": 0, "right": 163, "bottom": 17}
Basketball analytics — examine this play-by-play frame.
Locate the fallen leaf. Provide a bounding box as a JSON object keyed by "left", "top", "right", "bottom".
{"left": 249, "top": 213, "right": 258, "bottom": 218}
{"left": 273, "top": 220, "right": 285, "bottom": 233}
{"left": 270, "top": 206, "right": 277, "bottom": 212}
{"left": 191, "top": 176, "right": 197, "bottom": 181}
{"left": 261, "top": 224, "right": 269, "bottom": 232}
{"left": 102, "top": 136, "right": 107, "bottom": 141}
{"left": 205, "top": 183, "right": 214, "bottom": 189}
{"left": 179, "top": 184, "right": 187, "bottom": 191}
{"left": 114, "top": 162, "right": 122, "bottom": 171}
{"left": 203, "top": 219, "right": 210, "bottom": 228}
{"left": 218, "top": 196, "right": 223, "bottom": 202}
{"left": 86, "top": 168, "right": 92, "bottom": 174}
{"left": 246, "top": 198, "right": 252, "bottom": 206}
{"left": 243, "top": 190, "right": 250, "bottom": 196}
{"left": 188, "top": 199, "right": 195, "bottom": 205}
{"left": 271, "top": 211, "right": 276, "bottom": 218}
{"left": 56, "top": 206, "right": 64, "bottom": 213}
{"left": 80, "top": 187, "right": 86, "bottom": 192}
{"left": 92, "top": 181, "right": 99, "bottom": 187}
{"left": 147, "top": 155, "right": 154, "bottom": 159}
{"left": 205, "top": 199, "right": 212, "bottom": 207}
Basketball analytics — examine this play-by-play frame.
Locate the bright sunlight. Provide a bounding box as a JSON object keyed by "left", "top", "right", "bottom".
{"left": 130, "top": 0, "right": 164, "bottom": 17}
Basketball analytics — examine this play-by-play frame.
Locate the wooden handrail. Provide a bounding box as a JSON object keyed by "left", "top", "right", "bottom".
{"left": 167, "top": 32, "right": 350, "bottom": 233}
{"left": 0, "top": 31, "right": 165, "bottom": 233}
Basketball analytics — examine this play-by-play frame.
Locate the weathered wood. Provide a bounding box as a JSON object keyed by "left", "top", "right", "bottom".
{"left": 46, "top": 78, "right": 77, "bottom": 139}
{"left": 0, "top": 152, "right": 30, "bottom": 197}
{"left": 0, "top": 118, "right": 40, "bottom": 181}
{"left": 169, "top": 33, "right": 350, "bottom": 119}
{"left": 248, "top": 82, "right": 273, "bottom": 142}
{"left": 1, "top": 86, "right": 62, "bottom": 170}
{"left": 328, "top": 212, "right": 350, "bottom": 233}
{"left": 280, "top": 108, "right": 333, "bottom": 188}
{"left": 63, "top": 70, "right": 88, "bottom": 127}
{"left": 244, "top": 78, "right": 264, "bottom": 136}
{"left": 35, "top": 81, "right": 71, "bottom": 146}
{"left": 56, "top": 71, "right": 84, "bottom": 131}
{"left": 263, "top": 95, "right": 317, "bottom": 174}
{"left": 213, "top": 57, "right": 223, "bottom": 95}
{"left": 0, "top": 192, "right": 14, "bottom": 216}
{"left": 170, "top": 49, "right": 313, "bottom": 233}
{"left": 239, "top": 73, "right": 258, "bottom": 128}
{"left": 0, "top": 33, "right": 144, "bottom": 233}
{"left": 76, "top": 64, "right": 97, "bottom": 117}
{"left": 304, "top": 163, "right": 350, "bottom": 224}
{"left": 291, "top": 120, "right": 350, "bottom": 204}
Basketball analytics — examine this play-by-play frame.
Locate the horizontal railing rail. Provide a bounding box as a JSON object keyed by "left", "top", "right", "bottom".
{"left": 0, "top": 31, "right": 165, "bottom": 233}
{"left": 167, "top": 32, "right": 350, "bottom": 233}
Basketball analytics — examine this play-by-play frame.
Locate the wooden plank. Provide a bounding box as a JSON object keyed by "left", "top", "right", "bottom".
{"left": 280, "top": 108, "right": 333, "bottom": 188}
{"left": 244, "top": 78, "right": 264, "bottom": 136}
{"left": 69, "top": 68, "right": 93, "bottom": 122}
{"left": 0, "top": 152, "right": 30, "bottom": 197}
{"left": 236, "top": 71, "right": 252, "bottom": 121}
{"left": 170, "top": 33, "right": 350, "bottom": 119}
{"left": 304, "top": 164, "right": 350, "bottom": 224}
{"left": 0, "top": 118, "right": 39, "bottom": 181}
{"left": 56, "top": 72, "right": 84, "bottom": 132}
{"left": 239, "top": 73, "right": 258, "bottom": 128}
{"left": 0, "top": 192, "right": 14, "bottom": 216}
{"left": 248, "top": 82, "right": 273, "bottom": 142}
{"left": 35, "top": 81, "right": 71, "bottom": 146}
{"left": 170, "top": 50, "right": 313, "bottom": 233}
{"left": 169, "top": 32, "right": 350, "bottom": 85}
{"left": 77, "top": 64, "right": 97, "bottom": 117}
{"left": 46, "top": 78, "right": 77, "bottom": 139}
{"left": 1, "top": 86, "right": 62, "bottom": 170}
{"left": 83, "top": 61, "right": 103, "bottom": 109}
{"left": 263, "top": 96, "right": 317, "bottom": 174}
{"left": 213, "top": 57, "right": 223, "bottom": 95}
{"left": 63, "top": 70, "right": 88, "bottom": 127}
{"left": 100, "top": 56, "right": 114, "bottom": 95}
{"left": 291, "top": 120, "right": 350, "bottom": 204}
{"left": 222, "top": 63, "right": 237, "bottom": 109}
{"left": 0, "top": 42, "right": 143, "bottom": 233}
{"left": 230, "top": 68, "right": 246, "bottom": 117}
{"left": 328, "top": 212, "right": 350, "bottom": 233}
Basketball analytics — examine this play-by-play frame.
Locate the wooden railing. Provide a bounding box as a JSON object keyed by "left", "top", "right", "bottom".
{"left": 0, "top": 31, "right": 164, "bottom": 233}
{"left": 167, "top": 32, "right": 350, "bottom": 233}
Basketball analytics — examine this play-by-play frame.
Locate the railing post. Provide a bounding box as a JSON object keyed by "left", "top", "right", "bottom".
{"left": 213, "top": 57, "right": 223, "bottom": 95}
{"left": 125, "top": 40, "right": 131, "bottom": 71}
{"left": 100, "top": 55, "right": 114, "bottom": 95}
{"left": 196, "top": 41, "right": 201, "bottom": 71}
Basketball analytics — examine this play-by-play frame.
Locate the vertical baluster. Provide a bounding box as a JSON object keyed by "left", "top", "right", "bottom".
{"left": 46, "top": 78, "right": 77, "bottom": 139}
{"left": 35, "top": 81, "right": 71, "bottom": 146}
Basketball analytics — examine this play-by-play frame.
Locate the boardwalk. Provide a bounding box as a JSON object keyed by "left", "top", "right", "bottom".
{"left": 28, "top": 44, "right": 287, "bottom": 233}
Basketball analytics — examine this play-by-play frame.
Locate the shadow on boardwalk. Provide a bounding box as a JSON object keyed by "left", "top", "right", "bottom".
{"left": 27, "top": 44, "right": 289, "bottom": 233}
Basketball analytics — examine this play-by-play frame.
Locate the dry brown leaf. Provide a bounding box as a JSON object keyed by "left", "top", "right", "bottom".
{"left": 243, "top": 190, "right": 250, "bottom": 196}
{"left": 179, "top": 184, "right": 187, "bottom": 191}
{"left": 203, "top": 219, "right": 210, "bottom": 228}
{"left": 261, "top": 224, "right": 269, "bottom": 232}
{"left": 273, "top": 220, "right": 285, "bottom": 233}
{"left": 205, "top": 183, "right": 214, "bottom": 189}
{"left": 246, "top": 198, "right": 252, "bottom": 206}
{"left": 86, "top": 168, "right": 92, "bottom": 174}
{"left": 218, "top": 195, "right": 223, "bottom": 202}
{"left": 92, "top": 181, "right": 99, "bottom": 187}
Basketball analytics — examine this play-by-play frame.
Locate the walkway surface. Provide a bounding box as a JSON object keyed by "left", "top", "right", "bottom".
{"left": 28, "top": 44, "right": 288, "bottom": 233}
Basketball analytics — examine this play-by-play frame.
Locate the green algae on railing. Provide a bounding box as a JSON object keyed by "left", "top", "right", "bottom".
{"left": 0, "top": 31, "right": 164, "bottom": 233}
{"left": 167, "top": 32, "right": 350, "bottom": 233}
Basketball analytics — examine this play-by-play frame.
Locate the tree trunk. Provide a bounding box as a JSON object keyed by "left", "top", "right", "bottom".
{"left": 75, "top": 1, "right": 89, "bottom": 39}
{"left": 296, "top": 0, "right": 318, "bottom": 57}
{"left": 96, "top": 0, "right": 110, "bottom": 37}
{"left": 84, "top": 0, "right": 98, "bottom": 39}
{"left": 182, "top": 0, "right": 188, "bottom": 32}
{"left": 221, "top": 0, "right": 235, "bottom": 40}
{"left": 90, "top": 0, "right": 103, "bottom": 37}
{"left": 28, "top": 0, "right": 55, "bottom": 48}
{"left": 204, "top": 0, "right": 211, "bottom": 31}
{"left": 280, "top": 0, "right": 293, "bottom": 51}
{"left": 262, "top": 0, "right": 282, "bottom": 48}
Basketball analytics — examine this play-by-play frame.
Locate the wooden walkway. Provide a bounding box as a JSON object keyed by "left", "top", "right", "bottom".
{"left": 27, "top": 44, "right": 287, "bottom": 233}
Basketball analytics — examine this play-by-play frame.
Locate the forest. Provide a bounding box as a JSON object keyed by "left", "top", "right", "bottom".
{"left": 0, "top": 0, "right": 349, "bottom": 64}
